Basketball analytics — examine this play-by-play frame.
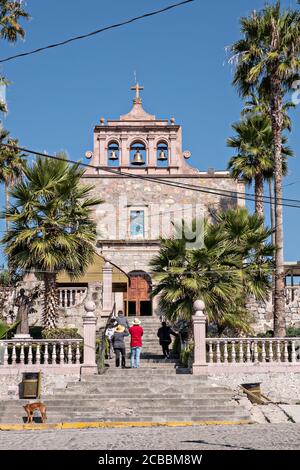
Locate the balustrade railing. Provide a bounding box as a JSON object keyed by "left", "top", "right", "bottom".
{"left": 206, "top": 338, "right": 300, "bottom": 364}
{"left": 58, "top": 287, "right": 87, "bottom": 308}
{"left": 0, "top": 339, "right": 83, "bottom": 366}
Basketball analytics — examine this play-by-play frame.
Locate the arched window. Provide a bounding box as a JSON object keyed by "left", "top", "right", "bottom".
{"left": 156, "top": 141, "right": 169, "bottom": 167}
{"left": 107, "top": 141, "right": 120, "bottom": 167}
{"left": 130, "top": 141, "right": 146, "bottom": 166}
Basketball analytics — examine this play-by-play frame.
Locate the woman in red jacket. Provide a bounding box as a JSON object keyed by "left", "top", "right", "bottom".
{"left": 129, "top": 318, "right": 143, "bottom": 368}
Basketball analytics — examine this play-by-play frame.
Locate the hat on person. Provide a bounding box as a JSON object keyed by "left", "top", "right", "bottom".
{"left": 132, "top": 317, "right": 141, "bottom": 325}
{"left": 115, "top": 324, "right": 125, "bottom": 333}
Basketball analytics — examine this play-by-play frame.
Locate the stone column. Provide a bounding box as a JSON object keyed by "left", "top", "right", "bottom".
{"left": 98, "top": 133, "right": 107, "bottom": 166}
{"left": 93, "top": 133, "right": 100, "bottom": 167}
{"left": 148, "top": 133, "right": 156, "bottom": 167}
{"left": 192, "top": 300, "right": 208, "bottom": 375}
{"left": 169, "top": 133, "right": 177, "bottom": 166}
{"left": 102, "top": 261, "right": 113, "bottom": 316}
{"left": 81, "top": 300, "right": 98, "bottom": 376}
{"left": 121, "top": 134, "right": 129, "bottom": 166}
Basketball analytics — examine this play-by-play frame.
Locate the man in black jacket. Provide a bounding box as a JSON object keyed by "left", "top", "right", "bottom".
{"left": 157, "top": 322, "right": 178, "bottom": 359}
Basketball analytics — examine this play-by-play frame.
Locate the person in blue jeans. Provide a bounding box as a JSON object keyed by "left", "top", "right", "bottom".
{"left": 129, "top": 318, "right": 143, "bottom": 368}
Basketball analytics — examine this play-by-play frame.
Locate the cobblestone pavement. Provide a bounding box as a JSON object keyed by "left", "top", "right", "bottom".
{"left": 0, "top": 425, "right": 300, "bottom": 450}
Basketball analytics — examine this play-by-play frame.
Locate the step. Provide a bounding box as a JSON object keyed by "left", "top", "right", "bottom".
{"left": 0, "top": 416, "right": 250, "bottom": 424}
{"left": 0, "top": 396, "right": 235, "bottom": 409}
{"left": 0, "top": 398, "right": 235, "bottom": 410}
{"left": 0, "top": 403, "right": 236, "bottom": 414}
{"left": 0, "top": 398, "right": 234, "bottom": 409}
{"left": 73, "top": 374, "right": 209, "bottom": 382}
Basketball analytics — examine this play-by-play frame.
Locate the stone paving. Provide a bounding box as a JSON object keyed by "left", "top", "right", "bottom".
{"left": 0, "top": 424, "right": 300, "bottom": 450}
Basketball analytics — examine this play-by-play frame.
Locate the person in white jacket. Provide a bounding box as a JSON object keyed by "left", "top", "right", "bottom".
{"left": 105, "top": 318, "right": 118, "bottom": 359}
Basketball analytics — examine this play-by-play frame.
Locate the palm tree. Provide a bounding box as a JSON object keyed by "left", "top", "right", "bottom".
{"left": 0, "top": 319, "right": 19, "bottom": 339}
{"left": 228, "top": 115, "right": 273, "bottom": 218}
{"left": 0, "top": 0, "right": 29, "bottom": 42}
{"left": 227, "top": 114, "right": 292, "bottom": 218}
{"left": 1, "top": 154, "right": 102, "bottom": 329}
{"left": 240, "top": 90, "right": 294, "bottom": 245}
{"left": 0, "top": 137, "right": 26, "bottom": 230}
{"left": 150, "top": 208, "right": 274, "bottom": 336}
{"left": 230, "top": 2, "right": 300, "bottom": 336}
{"left": 0, "top": 1, "right": 30, "bottom": 110}
{"left": 241, "top": 91, "right": 295, "bottom": 131}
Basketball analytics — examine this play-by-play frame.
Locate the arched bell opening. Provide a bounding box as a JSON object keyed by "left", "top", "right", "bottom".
{"left": 130, "top": 141, "right": 146, "bottom": 166}
{"left": 156, "top": 141, "right": 169, "bottom": 167}
{"left": 107, "top": 141, "right": 120, "bottom": 167}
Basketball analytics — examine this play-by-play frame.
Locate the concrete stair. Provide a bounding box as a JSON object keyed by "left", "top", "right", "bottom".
{"left": 0, "top": 316, "right": 251, "bottom": 424}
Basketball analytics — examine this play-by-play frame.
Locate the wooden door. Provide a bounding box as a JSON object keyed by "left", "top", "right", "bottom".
{"left": 124, "top": 274, "right": 152, "bottom": 316}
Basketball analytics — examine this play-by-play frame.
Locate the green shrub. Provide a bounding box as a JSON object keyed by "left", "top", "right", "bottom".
{"left": 29, "top": 326, "right": 43, "bottom": 339}
{"left": 172, "top": 336, "right": 181, "bottom": 356}
{"left": 180, "top": 342, "right": 194, "bottom": 368}
{"left": 96, "top": 332, "right": 108, "bottom": 374}
{"left": 42, "top": 328, "right": 82, "bottom": 340}
{"left": 286, "top": 327, "right": 300, "bottom": 337}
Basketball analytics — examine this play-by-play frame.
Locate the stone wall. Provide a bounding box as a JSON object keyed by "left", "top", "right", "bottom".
{"left": 2, "top": 282, "right": 103, "bottom": 335}
{"left": 85, "top": 173, "right": 245, "bottom": 276}
{"left": 0, "top": 371, "right": 80, "bottom": 399}
{"left": 247, "top": 290, "right": 300, "bottom": 333}
{"left": 209, "top": 372, "right": 300, "bottom": 403}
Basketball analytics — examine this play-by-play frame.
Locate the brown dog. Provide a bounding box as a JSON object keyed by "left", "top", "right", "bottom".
{"left": 23, "top": 402, "right": 47, "bottom": 423}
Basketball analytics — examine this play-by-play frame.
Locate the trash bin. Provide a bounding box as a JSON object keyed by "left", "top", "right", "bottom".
{"left": 22, "top": 372, "right": 42, "bottom": 399}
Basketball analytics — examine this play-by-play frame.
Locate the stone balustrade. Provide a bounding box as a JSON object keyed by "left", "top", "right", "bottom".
{"left": 206, "top": 338, "right": 300, "bottom": 364}
{"left": 192, "top": 300, "right": 300, "bottom": 375}
{"left": 0, "top": 339, "right": 83, "bottom": 366}
{"left": 58, "top": 287, "right": 87, "bottom": 308}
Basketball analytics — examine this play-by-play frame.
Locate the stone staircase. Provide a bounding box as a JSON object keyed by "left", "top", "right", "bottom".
{"left": 0, "top": 316, "right": 251, "bottom": 424}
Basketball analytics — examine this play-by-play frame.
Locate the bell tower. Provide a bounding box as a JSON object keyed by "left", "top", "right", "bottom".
{"left": 86, "top": 83, "right": 195, "bottom": 175}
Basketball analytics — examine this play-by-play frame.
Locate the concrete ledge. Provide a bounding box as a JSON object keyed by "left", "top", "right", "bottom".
{"left": 206, "top": 364, "right": 300, "bottom": 374}
{"left": 0, "top": 365, "right": 81, "bottom": 375}
{"left": 0, "top": 420, "right": 253, "bottom": 431}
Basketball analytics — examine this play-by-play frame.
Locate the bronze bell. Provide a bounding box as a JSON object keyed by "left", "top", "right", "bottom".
{"left": 109, "top": 150, "right": 118, "bottom": 161}
{"left": 132, "top": 149, "right": 145, "bottom": 165}
{"left": 158, "top": 149, "right": 167, "bottom": 161}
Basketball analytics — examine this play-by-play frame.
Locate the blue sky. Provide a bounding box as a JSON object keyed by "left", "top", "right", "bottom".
{"left": 0, "top": 0, "right": 299, "bottom": 263}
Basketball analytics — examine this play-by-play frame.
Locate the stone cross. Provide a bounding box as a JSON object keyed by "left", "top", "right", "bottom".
{"left": 131, "top": 82, "right": 144, "bottom": 100}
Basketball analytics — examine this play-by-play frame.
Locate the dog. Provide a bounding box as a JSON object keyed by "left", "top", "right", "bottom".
{"left": 23, "top": 402, "right": 47, "bottom": 423}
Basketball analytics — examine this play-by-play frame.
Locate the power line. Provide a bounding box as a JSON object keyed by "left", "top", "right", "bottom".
{"left": 0, "top": 1, "right": 195, "bottom": 64}
{"left": 0, "top": 142, "right": 299, "bottom": 208}
{"left": 2, "top": 142, "right": 300, "bottom": 209}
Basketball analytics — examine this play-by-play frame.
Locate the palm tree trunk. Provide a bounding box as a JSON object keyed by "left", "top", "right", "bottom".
{"left": 269, "top": 179, "right": 275, "bottom": 246}
{"left": 5, "top": 182, "right": 9, "bottom": 232}
{"left": 270, "top": 72, "right": 286, "bottom": 337}
{"left": 254, "top": 173, "right": 264, "bottom": 218}
{"left": 43, "top": 272, "right": 58, "bottom": 329}
{"left": 269, "top": 178, "right": 275, "bottom": 306}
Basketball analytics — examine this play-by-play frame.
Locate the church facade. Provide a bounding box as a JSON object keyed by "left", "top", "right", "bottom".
{"left": 77, "top": 84, "right": 245, "bottom": 321}
{"left": 12, "top": 85, "right": 300, "bottom": 333}
{"left": 19, "top": 84, "right": 245, "bottom": 330}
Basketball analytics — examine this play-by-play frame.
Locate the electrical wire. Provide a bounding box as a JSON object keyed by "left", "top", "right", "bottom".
{"left": 0, "top": 1, "right": 195, "bottom": 64}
